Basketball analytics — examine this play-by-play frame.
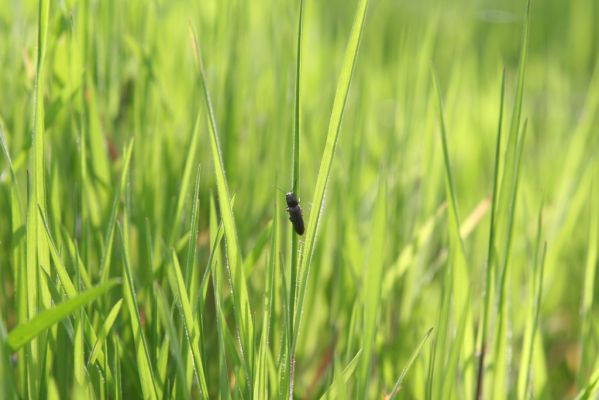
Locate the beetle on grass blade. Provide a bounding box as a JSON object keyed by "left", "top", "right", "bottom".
{"left": 286, "top": 192, "right": 305, "bottom": 235}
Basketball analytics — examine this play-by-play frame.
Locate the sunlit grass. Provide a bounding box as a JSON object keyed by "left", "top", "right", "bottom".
{"left": 1, "top": 0, "right": 598, "bottom": 398}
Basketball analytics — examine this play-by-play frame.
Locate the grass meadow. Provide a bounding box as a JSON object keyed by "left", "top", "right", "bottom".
{"left": 1, "top": 0, "right": 599, "bottom": 398}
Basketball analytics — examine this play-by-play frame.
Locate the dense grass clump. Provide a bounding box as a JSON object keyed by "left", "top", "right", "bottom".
{"left": 1, "top": 0, "right": 599, "bottom": 398}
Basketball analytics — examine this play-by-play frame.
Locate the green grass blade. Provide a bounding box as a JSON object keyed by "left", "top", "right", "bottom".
{"left": 319, "top": 350, "right": 362, "bottom": 400}
{"left": 475, "top": 70, "right": 506, "bottom": 400}
{"left": 210, "top": 195, "right": 232, "bottom": 399}
{"left": 100, "top": 138, "right": 135, "bottom": 284}
{"left": 6, "top": 280, "right": 118, "bottom": 351}
{"left": 387, "top": 328, "right": 434, "bottom": 399}
{"left": 119, "top": 222, "right": 160, "bottom": 400}
{"left": 154, "top": 283, "right": 191, "bottom": 400}
{"left": 167, "top": 249, "right": 209, "bottom": 397}
{"left": 254, "top": 200, "right": 279, "bottom": 399}
{"left": 294, "top": 0, "right": 369, "bottom": 353}
{"left": 0, "top": 319, "right": 18, "bottom": 399}
{"left": 168, "top": 116, "right": 200, "bottom": 246}
{"left": 576, "top": 175, "right": 599, "bottom": 387}
{"left": 185, "top": 164, "right": 202, "bottom": 292}
{"left": 88, "top": 299, "right": 123, "bottom": 366}
{"left": 432, "top": 70, "right": 475, "bottom": 398}
{"left": 190, "top": 25, "right": 255, "bottom": 388}
{"left": 357, "top": 178, "right": 387, "bottom": 397}
{"left": 25, "top": 0, "right": 52, "bottom": 394}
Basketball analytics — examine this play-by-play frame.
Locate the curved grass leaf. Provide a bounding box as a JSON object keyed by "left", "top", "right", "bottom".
{"left": 6, "top": 280, "right": 118, "bottom": 351}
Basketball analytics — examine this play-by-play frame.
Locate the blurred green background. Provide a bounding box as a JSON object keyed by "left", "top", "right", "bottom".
{"left": 1, "top": 0, "right": 598, "bottom": 398}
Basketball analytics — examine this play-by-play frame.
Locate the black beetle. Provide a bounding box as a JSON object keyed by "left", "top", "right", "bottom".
{"left": 286, "top": 192, "right": 305, "bottom": 235}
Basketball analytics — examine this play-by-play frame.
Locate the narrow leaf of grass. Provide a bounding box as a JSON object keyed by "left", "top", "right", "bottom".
{"left": 387, "top": 327, "right": 434, "bottom": 400}
{"left": 575, "top": 365, "right": 599, "bottom": 400}
{"left": 88, "top": 299, "right": 123, "bottom": 365}
{"left": 154, "top": 283, "right": 191, "bottom": 400}
{"left": 167, "top": 249, "right": 209, "bottom": 397}
{"left": 185, "top": 164, "right": 202, "bottom": 293}
{"left": 492, "top": 8, "right": 532, "bottom": 396}
{"left": 168, "top": 116, "right": 200, "bottom": 247}
{"left": 190, "top": 25, "right": 254, "bottom": 388}
{"left": 210, "top": 195, "right": 231, "bottom": 399}
{"left": 383, "top": 203, "right": 446, "bottom": 299}
{"left": 0, "top": 125, "right": 25, "bottom": 217}
{"left": 577, "top": 177, "right": 599, "bottom": 387}
{"left": 100, "top": 138, "right": 134, "bottom": 284}
{"left": 6, "top": 280, "right": 118, "bottom": 351}
{"left": 319, "top": 350, "right": 362, "bottom": 400}
{"left": 0, "top": 318, "right": 17, "bottom": 399}
{"left": 288, "top": 5, "right": 304, "bottom": 392}
{"left": 118, "top": 222, "right": 160, "bottom": 399}
{"left": 432, "top": 70, "right": 475, "bottom": 398}
{"left": 254, "top": 200, "right": 279, "bottom": 399}
{"left": 475, "top": 70, "right": 506, "bottom": 400}
{"left": 294, "top": 0, "right": 369, "bottom": 356}
{"left": 518, "top": 237, "right": 546, "bottom": 400}
{"left": 37, "top": 205, "right": 78, "bottom": 296}
{"left": 493, "top": 120, "right": 528, "bottom": 400}
{"left": 25, "top": 0, "right": 52, "bottom": 394}
{"left": 357, "top": 178, "right": 387, "bottom": 397}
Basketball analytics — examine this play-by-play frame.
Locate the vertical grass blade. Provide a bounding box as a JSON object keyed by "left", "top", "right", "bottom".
{"left": 475, "top": 70, "right": 506, "bottom": 400}
{"left": 577, "top": 176, "right": 599, "bottom": 387}
{"left": 190, "top": 25, "right": 255, "bottom": 389}
{"left": 25, "top": 0, "right": 52, "bottom": 394}
{"left": 119, "top": 223, "right": 160, "bottom": 399}
{"left": 294, "top": 0, "right": 369, "bottom": 355}
{"left": 287, "top": 2, "right": 304, "bottom": 396}
{"left": 357, "top": 179, "right": 387, "bottom": 397}
{"left": 432, "top": 70, "right": 475, "bottom": 398}
{"left": 167, "top": 250, "right": 209, "bottom": 397}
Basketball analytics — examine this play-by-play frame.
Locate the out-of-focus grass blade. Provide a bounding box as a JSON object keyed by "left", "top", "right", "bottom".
{"left": 493, "top": 120, "right": 528, "bottom": 399}
{"left": 0, "top": 318, "right": 17, "bottom": 399}
{"left": 185, "top": 164, "right": 202, "bottom": 294}
{"left": 190, "top": 24, "right": 254, "bottom": 387}
{"left": 119, "top": 222, "right": 160, "bottom": 399}
{"left": 168, "top": 116, "right": 200, "bottom": 247}
{"left": 0, "top": 125, "right": 24, "bottom": 217}
{"left": 576, "top": 175, "right": 598, "bottom": 387}
{"left": 167, "top": 249, "right": 208, "bottom": 397}
{"left": 100, "top": 138, "right": 134, "bottom": 284}
{"left": 319, "top": 350, "right": 362, "bottom": 400}
{"left": 210, "top": 195, "right": 231, "bottom": 399}
{"left": 6, "top": 280, "right": 118, "bottom": 351}
{"left": 475, "top": 70, "right": 506, "bottom": 400}
{"left": 88, "top": 299, "right": 123, "bottom": 365}
{"left": 242, "top": 220, "right": 273, "bottom": 274}
{"left": 294, "top": 0, "right": 369, "bottom": 353}
{"left": 517, "top": 204, "right": 547, "bottom": 399}
{"left": 357, "top": 179, "right": 386, "bottom": 397}
{"left": 432, "top": 70, "right": 475, "bottom": 397}
{"left": 387, "top": 328, "right": 434, "bottom": 400}
{"left": 37, "top": 205, "right": 78, "bottom": 296}
{"left": 154, "top": 283, "right": 191, "bottom": 400}
{"left": 254, "top": 201, "right": 279, "bottom": 399}
{"left": 575, "top": 367, "right": 599, "bottom": 400}
{"left": 492, "top": 1, "right": 532, "bottom": 394}
{"left": 383, "top": 203, "right": 446, "bottom": 299}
